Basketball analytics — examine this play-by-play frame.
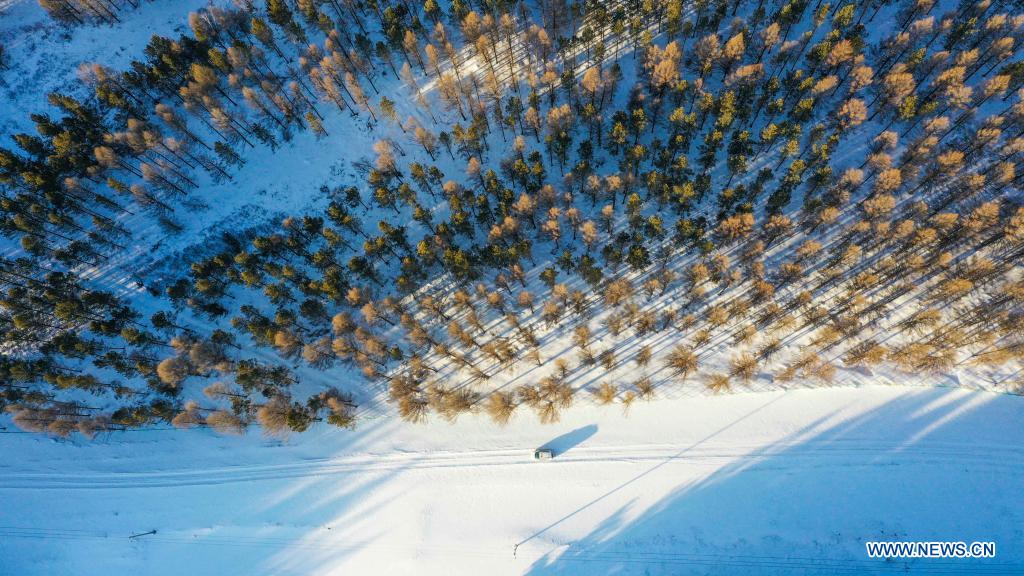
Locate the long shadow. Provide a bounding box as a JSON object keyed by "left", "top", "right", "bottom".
{"left": 540, "top": 425, "right": 599, "bottom": 457}
{"left": 525, "top": 389, "right": 1024, "bottom": 574}
{"left": 516, "top": 394, "right": 790, "bottom": 556}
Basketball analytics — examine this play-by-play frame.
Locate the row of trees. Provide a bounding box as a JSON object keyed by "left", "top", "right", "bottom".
{"left": 39, "top": 0, "right": 150, "bottom": 26}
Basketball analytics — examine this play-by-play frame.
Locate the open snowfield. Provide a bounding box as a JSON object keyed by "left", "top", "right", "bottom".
{"left": 3, "top": 385, "right": 1023, "bottom": 575}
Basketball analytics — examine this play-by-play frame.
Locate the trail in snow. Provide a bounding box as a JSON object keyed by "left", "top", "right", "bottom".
{"left": 2, "top": 438, "right": 1024, "bottom": 490}
{"left": 1, "top": 387, "right": 1022, "bottom": 575}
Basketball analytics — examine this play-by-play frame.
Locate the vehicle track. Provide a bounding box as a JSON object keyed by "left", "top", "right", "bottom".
{"left": 2, "top": 438, "right": 1021, "bottom": 490}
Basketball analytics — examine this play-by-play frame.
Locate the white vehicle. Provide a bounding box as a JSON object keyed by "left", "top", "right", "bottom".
{"left": 534, "top": 448, "right": 554, "bottom": 460}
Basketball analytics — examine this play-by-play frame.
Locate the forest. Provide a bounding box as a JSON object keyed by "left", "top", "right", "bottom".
{"left": 1, "top": 0, "right": 1023, "bottom": 438}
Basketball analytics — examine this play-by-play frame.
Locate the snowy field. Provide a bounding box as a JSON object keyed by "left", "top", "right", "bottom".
{"left": 3, "top": 386, "right": 1023, "bottom": 575}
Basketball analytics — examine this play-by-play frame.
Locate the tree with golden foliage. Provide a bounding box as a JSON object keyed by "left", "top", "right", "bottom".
{"left": 256, "top": 395, "right": 292, "bottom": 437}
{"left": 666, "top": 345, "right": 699, "bottom": 382}
{"left": 706, "top": 373, "right": 731, "bottom": 394}
{"left": 485, "top": 391, "right": 517, "bottom": 425}
{"left": 156, "top": 356, "right": 190, "bottom": 387}
{"left": 634, "top": 376, "right": 655, "bottom": 401}
{"left": 730, "top": 353, "right": 759, "bottom": 383}
{"left": 206, "top": 410, "right": 245, "bottom": 435}
{"left": 592, "top": 382, "right": 618, "bottom": 405}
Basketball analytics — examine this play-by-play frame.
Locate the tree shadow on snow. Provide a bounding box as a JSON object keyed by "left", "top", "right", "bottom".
{"left": 523, "top": 389, "right": 1024, "bottom": 575}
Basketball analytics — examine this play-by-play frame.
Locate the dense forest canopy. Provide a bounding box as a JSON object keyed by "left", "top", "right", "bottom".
{"left": 1, "top": 0, "right": 1023, "bottom": 438}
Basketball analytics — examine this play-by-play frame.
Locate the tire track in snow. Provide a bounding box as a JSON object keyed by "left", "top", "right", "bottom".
{"left": 1, "top": 439, "right": 1021, "bottom": 490}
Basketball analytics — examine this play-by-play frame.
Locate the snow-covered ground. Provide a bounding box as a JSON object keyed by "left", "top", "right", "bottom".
{"left": 2, "top": 386, "right": 1022, "bottom": 574}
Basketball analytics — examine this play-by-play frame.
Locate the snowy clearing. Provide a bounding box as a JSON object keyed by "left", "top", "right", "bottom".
{"left": 2, "top": 385, "right": 1023, "bottom": 575}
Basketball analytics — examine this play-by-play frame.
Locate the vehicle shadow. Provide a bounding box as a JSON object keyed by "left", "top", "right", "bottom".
{"left": 540, "top": 425, "right": 599, "bottom": 457}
